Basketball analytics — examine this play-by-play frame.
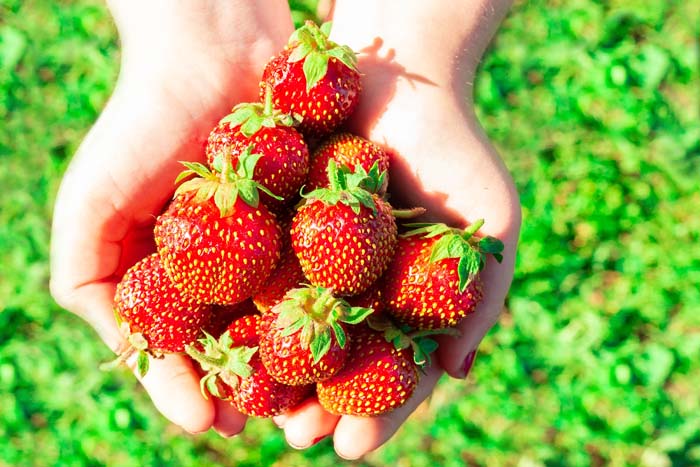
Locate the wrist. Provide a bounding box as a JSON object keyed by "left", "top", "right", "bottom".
{"left": 330, "top": 0, "right": 512, "bottom": 106}
{"left": 108, "top": 0, "right": 293, "bottom": 79}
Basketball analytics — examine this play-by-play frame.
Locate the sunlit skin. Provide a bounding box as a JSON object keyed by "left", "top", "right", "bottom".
{"left": 49, "top": 0, "right": 520, "bottom": 460}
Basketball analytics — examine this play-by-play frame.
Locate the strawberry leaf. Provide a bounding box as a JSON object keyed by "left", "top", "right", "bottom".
{"left": 479, "top": 236, "right": 505, "bottom": 260}
{"left": 237, "top": 180, "right": 260, "bottom": 208}
{"left": 457, "top": 253, "right": 480, "bottom": 292}
{"left": 288, "top": 27, "right": 315, "bottom": 51}
{"left": 239, "top": 114, "right": 264, "bottom": 138}
{"left": 288, "top": 40, "right": 313, "bottom": 63}
{"left": 326, "top": 45, "right": 359, "bottom": 71}
{"left": 279, "top": 314, "right": 307, "bottom": 337}
{"left": 228, "top": 346, "right": 257, "bottom": 379}
{"left": 193, "top": 180, "right": 219, "bottom": 205}
{"left": 331, "top": 321, "right": 347, "bottom": 349}
{"left": 402, "top": 222, "right": 454, "bottom": 238}
{"left": 303, "top": 50, "right": 329, "bottom": 91}
{"left": 214, "top": 185, "right": 238, "bottom": 217}
{"left": 342, "top": 306, "right": 374, "bottom": 325}
{"left": 136, "top": 351, "right": 149, "bottom": 377}
{"left": 412, "top": 337, "right": 438, "bottom": 367}
{"left": 429, "top": 235, "right": 468, "bottom": 263}
{"left": 175, "top": 161, "right": 213, "bottom": 186}
{"left": 203, "top": 374, "right": 220, "bottom": 399}
{"left": 221, "top": 106, "right": 255, "bottom": 128}
{"left": 310, "top": 329, "right": 332, "bottom": 363}
{"left": 320, "top": 21, "right": 332, "bottom": 37}
{"left": 210, "top": 154, "right": 225, "bottom": 174}
{"left": 236, "top": 148, "right": 262, "bottom": 180}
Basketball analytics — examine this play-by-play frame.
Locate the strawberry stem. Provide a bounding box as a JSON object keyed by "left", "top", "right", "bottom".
{"left": 462, "top": 219, "right": 485, "bottom": 240}
{"left": 99, "top": 345, "right": 137, "bottom": 372}
{"left": 392, "top": 207, "right": 426, "bottom": 219}
{"left": 219, "top": 148, "right": 233, "bottom": 184}
{"left": 307, "top": 20, "right": 328, "bottom": 50}
{"left": 263, "top": 84, "right": 274, "bottom": 116}
{"left": 186, "top": 345, "right": 226, "bottom": 369}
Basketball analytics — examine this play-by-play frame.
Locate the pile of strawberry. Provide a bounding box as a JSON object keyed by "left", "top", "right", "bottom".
{"left": 109, "top": 22, "right": 504, "bottom": 419}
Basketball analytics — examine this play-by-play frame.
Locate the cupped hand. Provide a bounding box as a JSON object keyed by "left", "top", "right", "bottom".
{"left": 50, "top": 0, "right": 293, "bottom": 435}
{"left": 273, "top": 0, "right": 520, "bottom": 459}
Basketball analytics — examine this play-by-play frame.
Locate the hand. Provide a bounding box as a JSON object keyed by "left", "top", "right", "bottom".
{"left": 50, "top": 0, "right": 293, "bottom": 436}
{"left": 272, "top": 0, "right": 521, "bottom": 459}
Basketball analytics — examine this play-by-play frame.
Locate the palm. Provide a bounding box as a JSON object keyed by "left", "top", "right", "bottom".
{"left": 50, "top": 22, "right": 290, "bottom": 434}
{"left": 272, "top": 47, "right": 521, "bottom": 456}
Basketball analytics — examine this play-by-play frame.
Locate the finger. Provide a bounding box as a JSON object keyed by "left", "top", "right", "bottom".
{"left": 274, "top": 397, "right": 340, "bottom": 449}
{"left": 51, "top": 281, "right": 216, "bottom": 434}
{"left": 136, "top": 353, "right": 215, "bottom": 434}
{"left": 332, "top": 364, "right": 443, "bottom": 460}
{"left": 211, "top": 397, "right": 248, "bottom": 437}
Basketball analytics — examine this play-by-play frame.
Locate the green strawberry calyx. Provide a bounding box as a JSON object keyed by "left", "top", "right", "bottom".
{"left": 185, "top": 331, "right": 257, "bottom": 400}
{"left": 287, "top": 21, "right": 359, "bottom": 91}
{"left": 367, "top": 315, "right": 459, "bottom": 368}
{"left": 402, "top": 220, "right": 505, "bottom": 293}
{"left": 99, "top": 321, "right": 153, "bottom": 377}
{"left": 273, "top": 286, "right": 373, "bottom": 364}
{"left": 174, "top": 145, "right": 282, "bottom": 217}
{"left": 219, "top": 86, "right": 301, "bottom": 138}
{"left": 302, "top": 160, "right": 385, "bottom": 214}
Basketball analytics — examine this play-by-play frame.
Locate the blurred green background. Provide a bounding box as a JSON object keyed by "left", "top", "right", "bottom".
{"left": 1, "top": 0, "right": 699, "bottom": 465}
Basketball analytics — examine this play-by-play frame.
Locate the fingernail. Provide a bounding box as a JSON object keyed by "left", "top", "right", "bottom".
{"left": 460, "top": 349, "right": 477, "bottom": 379}
{"left": 287, "top": 438, "right": 311, "bottom": 450}
{"left": 288, "top": 440, "right": 307, "bottom": 450}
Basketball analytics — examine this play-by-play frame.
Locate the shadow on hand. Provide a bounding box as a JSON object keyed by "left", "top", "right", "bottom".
{"left": 346, "top": 38, "right": 467, "bottom": 228}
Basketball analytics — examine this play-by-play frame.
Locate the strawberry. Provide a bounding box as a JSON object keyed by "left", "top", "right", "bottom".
{"left": 258, "top": 286, "right": 373, "bottom": 386}
{"left": 206, "top": 299, "right": 260, "bottom": 339}
{"left": 187, "top": 313, "right": 312, "bottom": 418}
{"left": 154, "top": 151, "right": 282, "bottom": 305}
{"left": 382, "top": 220, "right": 504, "bottom": 330}
{"left": 291, "top": 161, "right": 397, "bottom": 296}
{"left": 260, "top": 21, "right": 361, "bottom": 138}
{"left": 306, "top": 133, "right": 390, "bottom": 194}
{"left": 346, "top": 280, "right": 385, "bottom": 316}
{"left": 107, "top": 253, "right": 212, "bottom": 376}
{"left": 316, "top": 324, "right": 423, "bottom": 416}
{"left": 252, "top": 246, "right": 306, "bottom": 313}
{"left": 205, "top": 90, "right": 309, "bottom": 208}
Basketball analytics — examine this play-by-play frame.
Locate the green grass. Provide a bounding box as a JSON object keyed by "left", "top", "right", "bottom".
{"left": 1, "top": 0, "right": 699, "bottom": 465}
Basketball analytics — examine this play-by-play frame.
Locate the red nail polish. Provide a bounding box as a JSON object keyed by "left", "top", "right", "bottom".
{"left": 461, "top": 350, "right": 477, "bottom": 378}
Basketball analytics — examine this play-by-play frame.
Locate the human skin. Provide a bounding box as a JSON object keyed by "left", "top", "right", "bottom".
{"left": 49, "top": 0, "right": 520, "bottom": 459}
{"left": 272, "top": 0, "right": 521, "bottom": 459}
{"left": 50, "top": 0, "right": 295, "bottom": 436}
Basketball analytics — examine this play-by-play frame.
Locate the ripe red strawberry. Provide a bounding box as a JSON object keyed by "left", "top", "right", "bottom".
{"left": 187, "top": 313, "right": 312, "bottom": 418}
{"left": 206, "top": 299, "right": 260, "bottom": 339}
{"left": 260, "top": 21, "right": 361, "bottom": 138}
{"left": 154, "top": 151, "right": 282, "bottom": 305}
{"left": 291, "top": 161, "right": 397, "bottom": 296}
{"left": 258, "top": 286, "right": 373, "bottom": 386}
{"left": 205, "top": 91, "right": 309, "bottom": 208}
{"left": 346, "top": 280, "right": 385, "bottom": 316}
{"left": 382, "top": 221, "right": 504, "bottom": 330}
{"left": 306, "top": 133, "right": 390, "bottom": 194}
{"left": 252, "top": 246, "right": 306, "bottom": 313}
{"left": 316, "top": 324, "right": 421, "bottom": 416}
{"left": 108, "top": 253, "right": 212, "bottom": 376}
